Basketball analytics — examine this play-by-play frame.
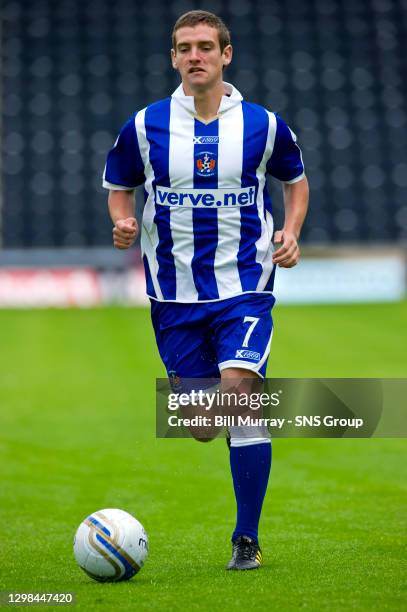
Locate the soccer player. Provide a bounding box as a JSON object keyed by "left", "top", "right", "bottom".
{"left": 103, "top": 10, "right": 309, "bottom": 570}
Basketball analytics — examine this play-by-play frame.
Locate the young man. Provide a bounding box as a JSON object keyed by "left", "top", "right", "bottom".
{"left": 103, "top": 10, "right": 309, "bottom": 570}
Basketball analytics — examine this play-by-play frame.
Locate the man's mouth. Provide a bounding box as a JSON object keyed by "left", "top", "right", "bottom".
{"left": 189, "top": 67, "right": 205, "bottom": 74}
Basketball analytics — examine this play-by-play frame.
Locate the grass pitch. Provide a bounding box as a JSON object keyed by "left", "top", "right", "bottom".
{"left": 0, "top": 302, "right": 406, "bottom": 611}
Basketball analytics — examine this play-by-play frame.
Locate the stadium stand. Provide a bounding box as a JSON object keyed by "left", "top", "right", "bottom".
{"left": 2, "top": 0, "right": 407, "bottom": 247}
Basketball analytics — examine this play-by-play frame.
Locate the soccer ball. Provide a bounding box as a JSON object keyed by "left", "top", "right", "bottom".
{"left": 73, "top": 508, "right": 148, "bottom": 582}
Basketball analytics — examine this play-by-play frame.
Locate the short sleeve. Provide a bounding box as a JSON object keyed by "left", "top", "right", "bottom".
{"left": 266, "top": 114, "right": 305, "bottom": 183}
{"left": 102, "top": 114, "right": 145, "bottom": 189}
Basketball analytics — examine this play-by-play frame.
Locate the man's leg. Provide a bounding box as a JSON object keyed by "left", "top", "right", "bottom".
{"left": 152, "top": 295, "right": 273, "bottom": 569}
{"left": 221, "top": 368, "right": 272, "bottom": 570}
{"left": 150, "top": 299, "right": 222, "bottom": 441}
{"left": 210, "top": 293, "right": 275, "bottom": 569}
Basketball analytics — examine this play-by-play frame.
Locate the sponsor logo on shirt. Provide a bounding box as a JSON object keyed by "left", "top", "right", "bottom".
{"left": 235, "top": 350, "right": 261, "bottom": 361}
{"left": 156, "top": 185, "right": 256, "bottom": 208}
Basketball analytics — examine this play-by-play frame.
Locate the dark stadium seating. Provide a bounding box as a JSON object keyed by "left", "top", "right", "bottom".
{"left": 2, "top": 0, "right": 407, "bottom": 246}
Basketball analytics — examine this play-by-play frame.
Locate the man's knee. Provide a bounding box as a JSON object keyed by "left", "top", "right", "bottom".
{"left": 193, "top": 436, "right": 216, "bottom": 443}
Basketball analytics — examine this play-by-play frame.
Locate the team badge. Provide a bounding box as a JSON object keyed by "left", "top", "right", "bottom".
{"left": 195, "top": 151, "right": 217, "bottom": 177}
{"left": 168, "top": 370, "right": 183, "bottom": 393}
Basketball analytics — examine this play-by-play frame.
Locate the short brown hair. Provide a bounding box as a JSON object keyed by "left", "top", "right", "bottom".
{"left": 172, "top": 10, "right": 231, "bottom": 52}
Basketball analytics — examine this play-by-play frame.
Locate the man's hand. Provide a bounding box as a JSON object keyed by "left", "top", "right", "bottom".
{"left": 272, "top": 229, "right": 300, "bottom": 268}
{"left": 112, "top": 217, "right": 138, "bottom": 249}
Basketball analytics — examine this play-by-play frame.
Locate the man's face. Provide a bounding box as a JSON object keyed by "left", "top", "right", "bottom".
{"left": 171, "top": 24, "right": 232, "bottom": 92}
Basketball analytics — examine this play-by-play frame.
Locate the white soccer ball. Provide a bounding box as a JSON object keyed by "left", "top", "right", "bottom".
{"left": 73, "top": 508, "right": 148, "bottom": 582}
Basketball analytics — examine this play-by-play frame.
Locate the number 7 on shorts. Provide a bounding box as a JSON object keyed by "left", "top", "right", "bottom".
{"left": 242, "top": 316, "right": 259, "bottom": 347}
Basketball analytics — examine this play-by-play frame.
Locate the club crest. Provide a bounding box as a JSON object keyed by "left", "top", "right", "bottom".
{"left": 168, "top": 370, "right": 183, "bottom": 393}
{"left": 195, "top": 151, "right": 217, "bottom": 177}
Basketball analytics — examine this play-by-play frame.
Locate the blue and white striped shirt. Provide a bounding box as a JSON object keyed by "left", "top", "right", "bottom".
{"left": 103, "top": 82, "right": 305, "bottom": 302}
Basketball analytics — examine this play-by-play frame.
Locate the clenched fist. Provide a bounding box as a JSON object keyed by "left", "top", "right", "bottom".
{"left": 112, "top": 217, "right": 139, "bottom": 249}
{"left": 272, "top": 229, "right": 300, "bottom": 268}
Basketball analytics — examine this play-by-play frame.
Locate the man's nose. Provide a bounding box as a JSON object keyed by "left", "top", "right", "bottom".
{"left": 189, "top": 47, "right": 201, "bottom": 61}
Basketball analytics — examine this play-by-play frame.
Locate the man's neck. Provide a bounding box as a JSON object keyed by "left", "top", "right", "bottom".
{"left": 183, "top": 80, "right": 226, "bottom": 122}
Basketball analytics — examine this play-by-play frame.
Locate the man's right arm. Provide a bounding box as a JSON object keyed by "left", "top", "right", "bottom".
{"left": 104, "top": 114, "right": 145, "bottom": 249}
{"left": 108, "top": 189, "right": 139, "bottom": 250}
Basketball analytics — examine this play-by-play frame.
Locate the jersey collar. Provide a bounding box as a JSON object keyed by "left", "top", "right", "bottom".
{"left": 171, "top": 82, "right": 243, "bottom": 117}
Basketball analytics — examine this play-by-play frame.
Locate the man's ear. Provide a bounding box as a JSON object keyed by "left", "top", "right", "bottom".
{"left": 171, "top": 49, "right": 177, "bottom": 69}
{"left": 222, "top": 44, "right": 233, "bottom": 68}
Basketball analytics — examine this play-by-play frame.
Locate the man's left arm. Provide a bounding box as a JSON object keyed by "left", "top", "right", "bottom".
{"left": 272, "top": 176, "right": 309, "bottom": 268}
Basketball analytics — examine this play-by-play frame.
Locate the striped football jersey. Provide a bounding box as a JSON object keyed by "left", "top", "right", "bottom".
{"left": 103, "top": 82, "right": 305, "bottom": 302}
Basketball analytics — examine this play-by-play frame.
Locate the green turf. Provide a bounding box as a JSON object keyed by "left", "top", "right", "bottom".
{"left": 0, "top": 302, "right": 406, "bottom": 611}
